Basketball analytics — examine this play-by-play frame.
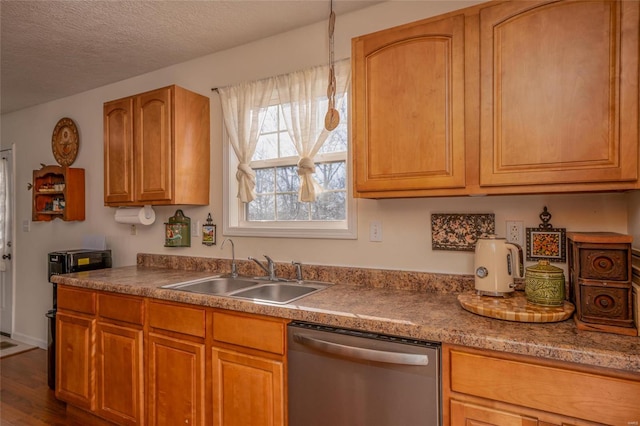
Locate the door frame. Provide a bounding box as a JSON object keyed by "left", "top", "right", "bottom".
{"left": 0, "top": 146, "right": 15, "bottom": 336}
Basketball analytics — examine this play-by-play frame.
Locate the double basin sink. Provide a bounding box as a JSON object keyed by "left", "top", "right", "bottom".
{"left": 162, "top": 275, "right": 332, "bottom": 305}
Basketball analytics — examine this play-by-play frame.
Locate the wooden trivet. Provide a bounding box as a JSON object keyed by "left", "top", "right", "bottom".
{"left": 458, "top": 292, "right": 574, "bottom": 323}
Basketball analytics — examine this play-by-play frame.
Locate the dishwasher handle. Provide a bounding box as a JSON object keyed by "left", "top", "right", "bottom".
{"left": 292, "top": 333, "right": 430, "bottom": 366}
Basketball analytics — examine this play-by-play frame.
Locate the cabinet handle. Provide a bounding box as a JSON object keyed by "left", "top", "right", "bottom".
{"left": 293, "top": 333, "right": 430, "bottom": 366}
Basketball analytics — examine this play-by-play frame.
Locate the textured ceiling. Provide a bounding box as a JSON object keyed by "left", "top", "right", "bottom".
{"left": 1, "top": 0, "right": 379, "bottom": 114}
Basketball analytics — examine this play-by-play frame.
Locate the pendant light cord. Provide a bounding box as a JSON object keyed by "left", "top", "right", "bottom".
{"left": 325, "top": 0, "right": 339, "bottom": 131}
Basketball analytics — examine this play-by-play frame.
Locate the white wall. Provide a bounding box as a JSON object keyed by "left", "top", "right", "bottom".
{"left": 1, "top": 0, "right": 636, "bottom": 346}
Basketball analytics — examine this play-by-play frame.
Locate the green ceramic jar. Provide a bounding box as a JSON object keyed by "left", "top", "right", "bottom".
{"left": 525, "top": 260, "right": 565, "bottom": 306}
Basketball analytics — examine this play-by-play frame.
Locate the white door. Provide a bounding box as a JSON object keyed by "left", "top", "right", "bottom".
{"left": 0, "top": 149, "right": 13, "bottom": 335}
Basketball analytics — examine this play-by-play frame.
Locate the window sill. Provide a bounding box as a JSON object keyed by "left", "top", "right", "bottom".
{"left": 222, "top": 223, "right": 357, "bottom": 240}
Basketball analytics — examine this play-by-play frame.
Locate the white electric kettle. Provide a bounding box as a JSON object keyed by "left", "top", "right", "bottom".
{"left": 474, "top": 235, "right": 524, "bottom": 296}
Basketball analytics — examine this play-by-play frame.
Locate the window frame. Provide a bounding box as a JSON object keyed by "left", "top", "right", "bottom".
{"left": 222, "top": 98, "right": 357, "bottom": 240}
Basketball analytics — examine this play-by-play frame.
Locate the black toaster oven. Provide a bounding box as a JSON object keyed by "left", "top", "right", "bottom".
{"left": 48, "top": 249, "right": 112, "bottom": 282}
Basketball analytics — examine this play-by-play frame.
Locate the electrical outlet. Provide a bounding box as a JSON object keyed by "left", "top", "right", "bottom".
{"left": 506, "top": 220, "right": 524, "bottom": 245}
{"left": 369, "top": 221, "right": 383, "bottom": 242}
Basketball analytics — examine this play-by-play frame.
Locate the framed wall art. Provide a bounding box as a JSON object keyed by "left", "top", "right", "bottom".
{"left": 525, "top": 206, "right": 566, "bottom": 262}
{"left": 202, "top": 213, "right": 216, "bottom": 246}
{"left": 526, "top": 227, "right": 566, "bottom": 262}
{"left": 431, "top": 213, "right": 495, "bottom": 252}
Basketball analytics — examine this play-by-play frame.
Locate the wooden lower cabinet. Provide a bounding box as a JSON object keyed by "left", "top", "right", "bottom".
{"left": 450, "top": 400, "right": 539, "bottom": 426}
{"left": 443, "top": 344, "right": 640, "bottom": 425}
{"left": 57, "top": 288, "right": 287, "bottom": 425}
{"left": 147, "top": 300, "right": 207, "bottom": 426}
{"left": 57, "top": 286, "right": 145, "bottom": 424}
{"left": 146, "top": 332, "right": 206, "bottom": 425}
{"left": 96, "top": 292, "right": 145, "bottom": 425}
{"left": 211, "top": 310, "right": 287, "bottom": 426}
{"left": 56, "top": 311, "right": 96, "bottom": 410}
{"left": 96, "top": 322, "right": 144, "bottom": 425}
{"left": 212, "top": 348, "right": 285, "bottom": 426}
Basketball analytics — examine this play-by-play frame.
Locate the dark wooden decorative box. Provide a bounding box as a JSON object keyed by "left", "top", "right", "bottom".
{"left": 567, "top": 232, "right": 637, "bottom": 336}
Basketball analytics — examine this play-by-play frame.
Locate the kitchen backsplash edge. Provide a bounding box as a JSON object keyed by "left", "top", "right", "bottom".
{"left": 136, "top": 253, "right": 481, "bottom": 293}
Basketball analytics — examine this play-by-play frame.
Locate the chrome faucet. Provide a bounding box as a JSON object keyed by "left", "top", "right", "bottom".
{"left": 249, "top": 255, "right": 277, "bottom": 281}
{"left": 221, "top": 238, "right": 237, "bottom": 278}
{"left": 292, "top": 261, "right": 303, "bottom": 281}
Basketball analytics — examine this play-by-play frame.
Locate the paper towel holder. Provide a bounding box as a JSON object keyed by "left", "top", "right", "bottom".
{"left": 142, "top": 205, "right": 153, "bottom": 220}
{"left": 114, "top": 205, "right": 156, "bottom": 226}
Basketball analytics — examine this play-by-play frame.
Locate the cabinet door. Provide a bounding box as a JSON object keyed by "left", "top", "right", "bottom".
{"left": 352, "top": 13, "right": 466, "bottom": 195}
{"left": 104, "top": 97, "right": 135, "bottom": 204}
{"left": 96, "top": 322, "right": 143, "bottom": 425}
{"left": 479, "top": 0, "right": 639, "bottom": 187}
{"left": 450, "top": 400, "right": 539, "bottom": 426}
{"left": 135, "top": 87, "right": 173, "bottom": 203}
{"left": 147, "top": 333, "right": 205, "bottom": 426}
{"left": 212, "top": 347, "right": 285, "bottom": 426}
{"left": 56, "top": 311, "right": 96, "bottom": 410}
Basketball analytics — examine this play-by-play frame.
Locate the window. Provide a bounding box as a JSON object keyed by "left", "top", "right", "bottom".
{"left": 248, "top": 100, "right": 348, "bottom": 222}
{"left": 221, "top": 60, "right": 356, "bottom": 239}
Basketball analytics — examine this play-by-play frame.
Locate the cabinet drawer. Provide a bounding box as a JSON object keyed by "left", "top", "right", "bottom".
{"left": 579, "top": 248, "right": 629, "bottom": 280}
{"left": 98, "top": 293, "right": 144, "bottom": 325}
{"left": 577, "top": 281, "right": 633, "bottom": 327}
{"left": 148, "top": 301, "right": 205, "bottom": 338}
{"left": 213, "top": 311, "right": 285, "bottom": 355}
{"left": 58, "top": 286, "right": 96, "bottom": 315}
{"left": 449, "top": 348, "right": 640, "bottom": 425}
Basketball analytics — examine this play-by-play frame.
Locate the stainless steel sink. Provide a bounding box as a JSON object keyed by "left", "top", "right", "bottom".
{"left": 231, "top": 282, "right": 329, "bottom": 304}
{"left": 162, "top": 276, "right": 261, "bottom": 294}
{"left": 162, "top": 276, "right": 331, "bottom": 304}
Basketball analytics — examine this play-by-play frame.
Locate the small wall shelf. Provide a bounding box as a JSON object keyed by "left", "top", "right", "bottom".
{"left": 32, "top": 165, "right": 85, "bottom": 221}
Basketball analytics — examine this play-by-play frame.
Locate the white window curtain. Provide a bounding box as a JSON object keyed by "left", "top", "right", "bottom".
{"left": 276, "top": 59, "right": 351, "bottom": 202}
{"left": 218, "top": 80, "right": 274, "bottom": 203}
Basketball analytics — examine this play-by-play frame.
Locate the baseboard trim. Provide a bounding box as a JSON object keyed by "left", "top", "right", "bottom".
{"left": 11, "top": 331, "right": 47, "bottom": 349}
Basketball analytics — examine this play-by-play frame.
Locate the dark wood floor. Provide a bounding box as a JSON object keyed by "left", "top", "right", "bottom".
{"left": 0, "top": 348, "right": 87, "bottom": 425}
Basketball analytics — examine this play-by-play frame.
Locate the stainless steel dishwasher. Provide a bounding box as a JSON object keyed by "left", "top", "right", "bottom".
{"left": 287, "top": 322, "right": 441, "bottom": 426}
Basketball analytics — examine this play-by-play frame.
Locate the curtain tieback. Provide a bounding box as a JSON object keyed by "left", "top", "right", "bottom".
{"left": 297, "top": 157, "right": 315, "bottom": 176}
{"left": 236, "top": 163, "right": 256, "bottom": 182}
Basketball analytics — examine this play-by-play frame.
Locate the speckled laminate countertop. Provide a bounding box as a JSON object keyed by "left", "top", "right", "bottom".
{"left": 52, "top": 263, "right": 640, "bottom": 374}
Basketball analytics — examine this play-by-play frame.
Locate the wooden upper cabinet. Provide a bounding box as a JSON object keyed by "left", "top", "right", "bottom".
{"left": 104, "top": 85, "right": 210, "bottom": 206}
{"left": 352, "top": 13, "right": 467, "bottom": 197}
{"left": 136, "top": 87, "right": 172, "bottom": 203}
{"left": 104, "top": 97, "right": 134, "bottom": 204}
{"left": 352, "top": 0, "right": 639, "bottom": 197}
{"left": 478, "top": 0, "right": 640, "bottom": 189}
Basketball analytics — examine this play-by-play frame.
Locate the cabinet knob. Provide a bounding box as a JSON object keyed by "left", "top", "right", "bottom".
{"left": 2, "top": 254, "right": 11, "bottom": 260}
